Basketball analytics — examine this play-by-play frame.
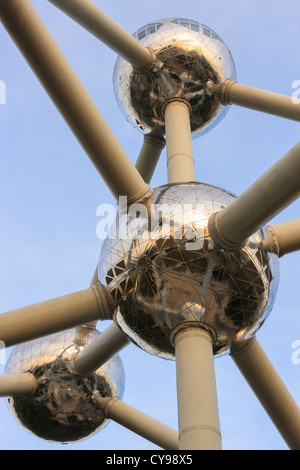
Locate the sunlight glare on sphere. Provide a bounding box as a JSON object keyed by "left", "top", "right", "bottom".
{"left": 99, "top": 183, "right": 279, "bottom": 359}
{"left": 113, "top": 18, "right": 236, "bottom": 137}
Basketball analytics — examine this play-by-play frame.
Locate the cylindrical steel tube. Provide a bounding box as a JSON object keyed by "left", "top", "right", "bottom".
{"left": 48, "top": 0, "right": 155, "bottom": 71}
{"left": 82, "top": 266, "right": 101, "bottom": 329}
{"left": 71, "top": 323, "right": 129, "bottom": 376}
{"left": 174, "top": 327, "right": 221, "bottom": 450}
{"left": 164, "top": 99, "right": 196, "bottom": 184}
{"left": 135, "top": 127, "right": 166, "bottom": 184}
{"left": 0, "top": 284, "right": 112, "bottom": 348}
{"left": 208, "top": 140, "right": 300, "bottom": 250}
{"left": 262, "top": 218, "right": 300, "bottom": 257}
{"left": 97, "top": 396, "right": 179, "bottom": 450}
{"left": 231, "top": 337, "right": 300, "bottom": 450}
{"left": 0, "top": 0, "right": 150, "bottom": 204}
{"left": 0, "top": 373, "right": 36, "bottom": 397}
{"left": 212, "top": 79, "right": 300, "bottom": 122}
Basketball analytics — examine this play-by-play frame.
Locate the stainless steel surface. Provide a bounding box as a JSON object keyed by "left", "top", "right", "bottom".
{"left": 99, "top": 182, "right": 279, "bottom": 359}
{"left": 113, "top": 18, "right": 236, "bottom": 137}
{"left": 5, "top": 327, "right": 125, "bottom": 443}
{"left": 1, "top": 0, "right": 298, "bottom": 451}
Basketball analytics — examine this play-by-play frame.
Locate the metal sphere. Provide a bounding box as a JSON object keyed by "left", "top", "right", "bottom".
{"left": 5, "top": 327, "right": 125, "bottom": 443}
{"left": 99, "top": 183, "right": 279, "bottom": 359}
{"left": 113, "top": 18, "right": 236, "bottom": 137}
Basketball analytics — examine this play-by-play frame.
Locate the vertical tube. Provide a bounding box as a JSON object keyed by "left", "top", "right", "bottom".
{"left": 164, "top": 99, "right": 196, "bottom": 184}
{"left": 135, "top": 127, "right": 166, "bottom": 184}
{"left": 174, "top": 327, "right": 221, "bottom": 450}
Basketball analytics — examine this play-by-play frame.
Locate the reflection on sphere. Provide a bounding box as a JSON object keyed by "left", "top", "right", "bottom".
{"left": 114, "top": 18, "right": 236, "bottom": 136}
{"left": 99, "top": 183, "right": 279, "bottom": 359}
{"left": 5, "top": 327, "right": 125, "bottom": 443}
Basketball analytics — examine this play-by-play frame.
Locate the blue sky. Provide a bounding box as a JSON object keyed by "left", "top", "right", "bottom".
{"left": 0, "top": 0, "right": 299, "bottom": 450}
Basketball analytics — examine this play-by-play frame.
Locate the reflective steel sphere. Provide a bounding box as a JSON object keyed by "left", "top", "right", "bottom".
{"left": 113, "top": 18, "right": 236, "bottom": 137}
{"left": 99, "top": 183, "right": 279, "bottom": 359}
{"left": 5, "top": 327, "right": 125, "bottom": 443}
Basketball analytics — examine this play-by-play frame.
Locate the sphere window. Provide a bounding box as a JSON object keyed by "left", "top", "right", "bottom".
{"left": 138, "top": 28, "right": 146, "bottom": 40}
{"left": 147, "top": 25, "right": 156, "bottom": 35}
{"left": 137, "top": 23, "right": 163, "bottom": 40}
{"left": 172, "top": 18, "right": 199, "bottom": 32}
{"left": 115, "top": 17, "right": 237, "bottom": 136}
{"left": 203, "top": 28, "right": 211, "bottom": 37}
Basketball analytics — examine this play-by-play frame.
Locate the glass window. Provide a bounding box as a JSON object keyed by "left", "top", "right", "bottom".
{"left": 147, "top": 25, "right": 156, "bottom": 35}
{"left": 191, "top": 23, "right": 199, "bottom": 32}
{"left": 138, "top": 29, "right": 146, "bottom": 40}
{"left": 203, "top": 28, "right": 211, "bottom": 37}
{"left": 172, "top": 19, "right": 180, "bottom": 24}
{"left": 180, "top": 20, "right": 190, "bottom": 29}
{"left": 156, "top": 23, "right": 163, "bottom": 30}
{"left": 212, "top": 32, "right": 219, "bottom": 40}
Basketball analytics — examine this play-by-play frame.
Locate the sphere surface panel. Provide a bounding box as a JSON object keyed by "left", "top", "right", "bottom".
{"left": 113, "top": 18, "right": 236, "bottom": 137}
{"left": 99, "top": 183, "right": 279, "bottom": 359}
{"left": 5, "top": 327, "right": 125, "bottom": 443}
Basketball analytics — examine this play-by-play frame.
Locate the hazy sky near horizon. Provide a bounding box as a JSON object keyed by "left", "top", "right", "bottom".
{"left": 0, "top": 0, "right": 300, "bottom": 450}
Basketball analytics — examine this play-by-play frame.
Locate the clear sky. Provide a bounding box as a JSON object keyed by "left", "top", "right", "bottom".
{"left": 0, "top": 0, "right": 299, "bottom": 450}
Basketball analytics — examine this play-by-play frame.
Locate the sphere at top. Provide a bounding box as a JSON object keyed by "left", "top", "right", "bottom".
{"left": 99, "top": 183, "right": 279, "bottom": 360}
{"left": 5, "top": 327, "right": 125, "bottom": 443}
{"left": 113, "top": 18, "right": 236, "bottom": 137}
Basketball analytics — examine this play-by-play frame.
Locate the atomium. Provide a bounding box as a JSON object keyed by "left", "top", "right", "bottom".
{"left": 113, "top": 17, "right": 236, "bottom": 136}
{"left": 5, "top": 327, "right": 125, "bottom": 443}
{"left": 1, "top": 0, "right": 299, "bottom": 452}
{"left": 99, "top": 182, "right": 279, "bottom": 359}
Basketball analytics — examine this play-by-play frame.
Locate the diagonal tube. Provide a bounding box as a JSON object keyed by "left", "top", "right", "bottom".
{"left": 208, "top": 140, "right": 300, "bottom": 250}
{"left": 0, "top": 0, "right": 150, "bottom": 204}
{"left": 47, "top": 0, "right": 155, "bottom": 71}
{"left": 0, "top": 373, "right": 37, "bottom": 397}
{"left": 96, "top": 396, "right": 179, "bottom": 450}
{"left": 231, "top": 337, "right": 300, "bottom": 450}
{"left": 71, "top": 323, "right": 130, "bottom": 376}
{"left": 0, "top": 283, "right": 113, "bottom": 348}
{"left": 210, "top": 79, "right": 300, "bottom": 122}
{"left": 261, "top": 218, "right": 300, "bottom": 257}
